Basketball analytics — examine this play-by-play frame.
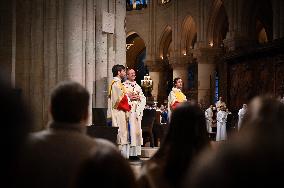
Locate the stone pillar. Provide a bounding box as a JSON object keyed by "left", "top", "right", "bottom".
{"left": 107, "top": 0, "right": 115, "bottom": 88}
{"left": 11, "top": 0, "right": 16, "bottom": 87}
{"left": 94, "top": 0, "right": 108, "bottom": 108}
{"left": 85, "top": 0, "right": 95, "bottom": 124}
{"left": 63, "top": 0, "right": 84, "bottom": 83}
{"left": 114, "top": 0, "right": 126, "bottom": 66}
{"left": 145, "top": 0, "right": 156, "bottom": 63}
{"left": 0, "top": 0, "right": 13, "bottom": 84}
{"left": 195, "top": 48, "right": 221, "bottom": 106}
{"left": 30, "top": 0, "right": 45, "bottom": 130}
{"left": 107, "top": 0, "right": 115, "bottom": 119}
{"left": 196, "top": 0, "right": 207, "bottom": 48}
{"left": 223, "top": 0, "right": 254, "bottom": 50}
{"left": 146, "top": 60, "right": 163, "bottom": 102}
{"left": 272, "top": 0, "right": 284, "bottom": 39}
{"left": 169, "top": 56, "right": 191, "bottom": 92}
{"left": 43, "top": 0, "right": 60, "bottom": 127}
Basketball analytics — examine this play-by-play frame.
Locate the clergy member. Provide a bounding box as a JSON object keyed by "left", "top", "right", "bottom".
{"left": 205, "top": 105, "right": 214, "bottom": 133}
{"left": 216, "top": 105, "right": 228, "bottom": 141}
{"left": 238, "top": 104, "right": 247, "bottom": 131}
{"left": 168, "top": 77, "right": 187, "bottom": 121}
{"left": 216, "top": 96, "right": 226, "bottom": 111}
{"left": 123, "top": 69, "right": 146, "bottom": 160}
{"left": 109, "top": 64, "right": 131, "bottom": 158}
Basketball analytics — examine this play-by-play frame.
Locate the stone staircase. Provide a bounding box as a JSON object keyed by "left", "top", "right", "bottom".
{"left": 129, "top": 147, "right": 159, "bottom": 177}
{"left": 141, "top": 147, "right": 159, "bottom": 158}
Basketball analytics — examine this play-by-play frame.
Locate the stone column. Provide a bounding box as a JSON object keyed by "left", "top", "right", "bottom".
{"left": 195, "top": 48, "right": 221, "bottom": 106}
{"left": 15, "top": 0, "right": 32, "bottom": 114}
{"left": 272, "top": 0, "right": 284, "bottom": 39}
{"left": 172, "top": 63, "right": 189, "bottom": 92}
{"left": 107, "top": 0, "right": 115, "bottom": 119}
{"left": 63, "top": 0, "right": 84, "bottom": 83}
{"left": 196, "top": 0, "right": 207, "bottom": 48}
{"left": 94, "top": 0, "right": 108, "bottom": 108}
{"left": 114, "top": 0, "right": 126, "bottom": 65}
{"left": 146, "top": 60, "right": 163, "bottom": 102}
{"left": 11, "top": 0, "right": 16, "bottom": 87}
{"left": 30, "top": 0, "right": 45, "bottom": 130}
{"left": 169, "top": 56, "right": 191, "bottom": 92}
{"left": 107, "top": 0, "right": 115, "bottom": 88}
{"left": 145, "top": 0, "right": 156, "bottom": 63}
{"left": 43, "top": 0, "right": 60, "bottom": 127}
{"left": 85, "top": 0, "right": 95, "bottom": 124}
{"left": 0, "top": 0, "right": 13, "bottom": 84}
{"left": 223, "top": 0, "right": 254, "bottom": 50}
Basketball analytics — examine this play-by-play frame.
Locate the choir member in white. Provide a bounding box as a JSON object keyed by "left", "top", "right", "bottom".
{"left": 123, "top": 69, "right": 146, "bottom": 160}
{"left": 238, "top": 104, "right": 247, "bottom": 131}
{"left": 205, "top": 105, "right": 214, "bottom": 133}
{"left": 216, "top": 106, "right": 228, "bottom": 141}
{"left": 280, "top": 96, "right": 284, "bottom": 104}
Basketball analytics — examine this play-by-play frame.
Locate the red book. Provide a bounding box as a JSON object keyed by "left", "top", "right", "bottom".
{"left": 117, "top": 95, "right": 131, "bottom": 112}
{"left": 171, "top": 101, "right": 179, "bottom": 110}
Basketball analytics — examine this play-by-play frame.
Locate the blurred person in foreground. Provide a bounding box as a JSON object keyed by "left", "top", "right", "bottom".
{"left": 18, "top": 81, "right": 116, "bottom": 188}
{"left": 185, "top": 96, "right": 284, "bottom": 188}
{"left": 138, "top": 102, "right": 209, "bottom": 188}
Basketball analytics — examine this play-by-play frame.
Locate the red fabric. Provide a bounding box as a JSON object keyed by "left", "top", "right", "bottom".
{"left": 171, "top": 101, "right": 179, "bottom": 110}
{"left": 117, "top": 95, "right": 131, "bottom": 112}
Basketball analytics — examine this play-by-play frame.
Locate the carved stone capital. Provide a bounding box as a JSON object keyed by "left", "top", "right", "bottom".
{"left": 168, "top": 54, "right": 196, "bottom": 66}
{"left": 223, "top": 36, "right": 256, "bottom": 51}
{"left": 171, "top": 62, "right": 188, "bottom": 69}
{"left": 193, "top": 47, "right": 222, "bottom": 64}
{"left": 145, "top": 59, "right": 164, "bottom": 72}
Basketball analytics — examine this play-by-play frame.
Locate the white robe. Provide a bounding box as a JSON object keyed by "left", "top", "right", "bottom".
{"left": 110, "top": 77, "right": 129, "bottom": 157}
{"left": 238, "top": 108, "right": 247, "bottom": 130}
{"left": 205, "top": 108, "right": 214, "bottom": 133}
{"left": 123, "top": 80, "right": 146, "bottom": 156}
{"left": 216, "top": 110, "right": 227, "bottom": 141}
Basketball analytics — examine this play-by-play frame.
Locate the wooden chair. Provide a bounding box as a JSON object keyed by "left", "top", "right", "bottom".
{"left": 141, "top": 109, "right": 156, "bottom": 147}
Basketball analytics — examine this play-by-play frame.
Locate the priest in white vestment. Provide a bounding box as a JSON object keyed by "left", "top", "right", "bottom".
{"left": 205, "top": 105, "right": 214, "bottom": 133}
{"left": 216, "top": 96, "right": 226, "bottom": 111}
{"left": 238, "top": 104, "right": 247, "bottom": 131}
{"left": 216, "top": 106, "right": 228, "bottom": 141}
{"left": 123, "top": 69, "right": 146, "bottom": 160}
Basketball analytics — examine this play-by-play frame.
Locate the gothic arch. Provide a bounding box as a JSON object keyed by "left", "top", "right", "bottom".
{"left": 126, "top": 30, "right": 146, "bottom": 47}
{"left": 158, "top": 25, "right": 172, "bottom": 59}
{"left": 126, "top": 32, "right": 146, "bottom": 69}
{"left": 207, "top": 0, "right": 228, "bottom": 47}
{"left": 241, "top": 0, "right": 273, "bottom": 42}
{"left": 180, "top": 15, "right": 197, "bottom": 54}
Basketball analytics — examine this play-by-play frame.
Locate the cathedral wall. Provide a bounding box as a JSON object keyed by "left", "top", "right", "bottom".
{"left": 8, "top": 0, "right": 126, "bottom": 130}
{"left": 126, "top": 10, "right": 149, "bottom": 46}
{"left": 0, "top": 0, "right": 13, "bottom": 84}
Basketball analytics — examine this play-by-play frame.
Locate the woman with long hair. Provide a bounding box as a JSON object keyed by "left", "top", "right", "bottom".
{"left": 137, "top": 102, "right": 209, "bottom": 188}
